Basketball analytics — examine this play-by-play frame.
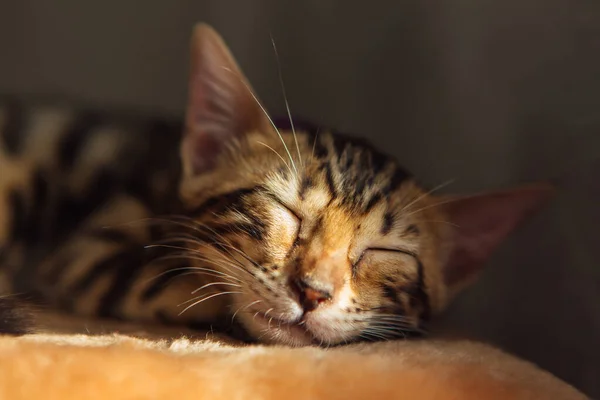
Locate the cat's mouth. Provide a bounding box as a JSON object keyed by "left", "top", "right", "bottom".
{"left": 250, "top": 310, "right": 315, "bottom": 346}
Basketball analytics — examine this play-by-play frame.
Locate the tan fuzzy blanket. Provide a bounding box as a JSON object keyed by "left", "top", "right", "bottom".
{"left": 0, "top": 325, "right": 587, "bottom": 400}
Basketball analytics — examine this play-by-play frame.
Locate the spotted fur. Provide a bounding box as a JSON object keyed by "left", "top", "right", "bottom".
{"left": 0, "top": 24, "right": 553, "bottom": 346}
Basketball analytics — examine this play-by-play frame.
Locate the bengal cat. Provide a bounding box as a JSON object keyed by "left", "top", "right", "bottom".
{"left": 0, "top": 24, "right": 553, "bottom": 346}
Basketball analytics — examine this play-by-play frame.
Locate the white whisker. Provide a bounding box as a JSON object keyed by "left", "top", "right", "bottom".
{"left": 231, "top": 299, "right": 263, "bottom": 322}
{"left": 191, "top": 281, "right": 241, "bottom": 294}
{"left": 178, "top": 291, "right": 243, "bottom": 316}
{"left": 400, "top": 179, "right": 455, "bottom": 215}
{"left": 141, "top": 265, "right": 240, "bottom": 285}
{"left": 221, "top": 66, "right": 297, "bottom": 175}
{"left": 256, "top": 141, "right": 293, "bottom": 175}
{"left": 151, "top": 251, "right": 244, "bottom": 276}
{"left": 402, "top": 196, "right": 465, "bottom": 219}
{"left": 270, "top": 34, "right": 302, "bottom": 169}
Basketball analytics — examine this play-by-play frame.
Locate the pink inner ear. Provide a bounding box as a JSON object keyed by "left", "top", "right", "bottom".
{"left": 443, "top": 183, "right": 554, "bottom": 286}
{"left": 181, "top": 24, "right": 264, "bottom": 178}
{"left": 183, "top": 132, "right": 222, "bottom": 174}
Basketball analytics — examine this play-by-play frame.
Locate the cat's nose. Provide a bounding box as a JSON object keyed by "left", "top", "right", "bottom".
{"left": 293, "top": 277, "right": 332, "bottom": 312}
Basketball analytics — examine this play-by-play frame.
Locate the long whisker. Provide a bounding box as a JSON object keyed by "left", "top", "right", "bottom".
{"left": 372, "top": 324, "right": 425, "bottom": 337}
{"left": 145, "top": 242, "right": 253, "bottom": 279}
{"left": 367, "top": 313, "right": 415, "bottom": 321}
{"left": 270, "top": 34, "right": 302, "bottom": 169}
{"left": 367, "top": 321, "right": 423, "bottom": 332}
{"left": 171, "top": 219, "right": 264, "bottom": 271}
{"left": 154, "top": 255, "right": 246, "bottom": 287}
{"left": 360, "top": 328, "right": 393, "bottom": 341}
{"left": 400, "top": 179, "right": 455, "bottom": 215}
{"left": 142, "top": 265, "right": 240, "bottom": 286}
{"left": 358, "top": 332, "right": 385, "bottom": 342}
{"left": 256, "top": 141, "right": 293, "bottom": 175}
{"left": 145, "top": 254, "right": 243, "bottom": 281}
{"left": 367, "top": 324, "right": 411, "bottom": 338}
{"left": 178, "top": 291, "right": 243, "bottom": 316}
{"left": 221, "top": 66, "right": 298, "bottom": 176}
{"left": 195, "top": 238, "right": 262, "bottom": 272}
{"left": 367, "top": 320, "right": 416, "bottom": 328}
{"left": 204, "top": 239, "right": 263, "bottom": 271}
{"left": 191, "top": 281, "right": 241, "bottom": 294}
{"left": 402, "top": 196, "right": 466, "bottom": 219}
{"left": 230, "top": 299, "right": 263, "bottom": 322}
{"left": 101, "top": 216, "right": 198, "bottom": 232}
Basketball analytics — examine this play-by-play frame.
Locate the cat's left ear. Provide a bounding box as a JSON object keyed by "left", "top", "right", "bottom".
{"left": 440, "top": 183, "right": 555, "bottom": 296}
{"left": 181, "top": 24, "right": 270, "bottom": 178}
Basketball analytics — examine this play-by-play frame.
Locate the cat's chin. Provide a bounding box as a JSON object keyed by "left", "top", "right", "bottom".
{"left": 240, "top": 311, "right": 316, "bottom": 347}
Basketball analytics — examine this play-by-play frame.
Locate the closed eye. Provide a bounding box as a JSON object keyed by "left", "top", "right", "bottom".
{"left": 265, "top": 193, "right": 302, "bottom": 254}
{"left": 353, "top": 247, "right": 419, "bottom": 274}
{"left": 265, "top": 192, "right": 302, "bottom": 222}
{"left": 366, "top": 247, "right": 417, "bottom": 259}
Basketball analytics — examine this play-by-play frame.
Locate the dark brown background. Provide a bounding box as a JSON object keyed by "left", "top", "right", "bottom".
{"left": 1, "top": 0, "right": 598, "bottom": 396}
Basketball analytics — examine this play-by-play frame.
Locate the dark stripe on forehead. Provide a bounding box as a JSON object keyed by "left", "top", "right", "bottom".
{"left": 322, "top": 162, "right": 337, "bottom": 199}
{"left": 311, "top": 215, "right": 324, "bottom": 237}
{"left": 313, "top": 136, "right": 329, "bottom": 159}
{"left": 329, "top": 131, "right": 378, "bottom": 156}
{"left": 381, "top": 212, "right": 394, "bottom": 235}
{"left": 364, "top": 192, "right": 382, "bottom": 212}
{"left": 298, "top": 176, "right": 314, "bottom": 201}
{"left": 329, "top": 131, "right": 394, "bottom": 176}
{"left": 386, "top": 167, "right": 411, "bottom": 195}
{"left": 331, "top": 134, "right": 349, "bottom": 158}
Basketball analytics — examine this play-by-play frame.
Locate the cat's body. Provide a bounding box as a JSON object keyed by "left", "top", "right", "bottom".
{"left": 0, "top": 99, "right": 199, "bottom": 326}
{"left": 0, "top": 25, "right": 553, "bottom": 346}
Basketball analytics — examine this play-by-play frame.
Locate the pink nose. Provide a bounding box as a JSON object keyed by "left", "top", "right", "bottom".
{"left": 293, "top": 277, "right": 332, "bottom": 312}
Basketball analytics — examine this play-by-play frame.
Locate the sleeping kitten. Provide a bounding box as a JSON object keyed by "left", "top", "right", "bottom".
{"left": 0, "top": 24, "right": 552, "bottom": 346}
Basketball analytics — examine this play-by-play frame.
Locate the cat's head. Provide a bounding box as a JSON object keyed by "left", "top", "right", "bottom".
{"left": 175, "top": 24, "right": 553, "bottom": 346}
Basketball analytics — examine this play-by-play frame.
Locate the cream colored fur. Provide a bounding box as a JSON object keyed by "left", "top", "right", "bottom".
{"left": 0, "top": 330, "right": 586, "bottom": 400}
{"left": 0, "top": 313, "right": 586, "bottom": 400}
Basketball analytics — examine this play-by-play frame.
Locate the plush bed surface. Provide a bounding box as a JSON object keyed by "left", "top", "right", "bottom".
{"left": 0, "top": 323, "right": 587, "bottom": 400}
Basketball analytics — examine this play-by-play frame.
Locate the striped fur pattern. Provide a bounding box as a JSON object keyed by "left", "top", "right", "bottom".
{"left": 0, "top": 24, "right": 552, "bottom": 346}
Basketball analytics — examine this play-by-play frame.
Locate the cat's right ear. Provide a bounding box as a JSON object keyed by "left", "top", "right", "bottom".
{"left": 439, "top": 183, "right": 555, "bottom": 298}
{"left": 180, "top": 24, "right": 269, "bottom": 179}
